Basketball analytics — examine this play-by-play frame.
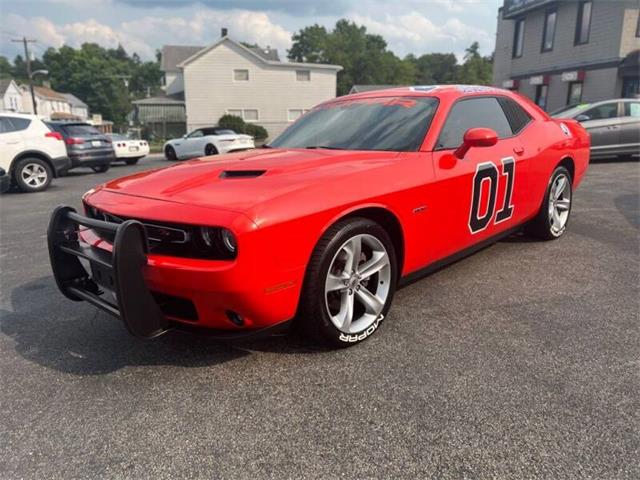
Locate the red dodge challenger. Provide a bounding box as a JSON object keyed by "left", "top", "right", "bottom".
{"left": 48, "top": 86, "right": 590, "bottom": 346}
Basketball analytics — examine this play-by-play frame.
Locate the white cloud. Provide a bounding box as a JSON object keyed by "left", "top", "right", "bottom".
{"left": 4, "top": 8, "right": 291, "bottom": 61}
{"left": 349, "top": 10, "right": 493, "bottom": 58}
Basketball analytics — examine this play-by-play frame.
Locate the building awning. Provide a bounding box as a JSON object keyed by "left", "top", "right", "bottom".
{"left": 619, "top": 50, "right": 640, "bottom": 77}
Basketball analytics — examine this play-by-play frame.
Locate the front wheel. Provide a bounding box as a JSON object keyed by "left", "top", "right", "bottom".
{"left": 13, "top": 157, "right": 52, "bottom": 192}
{"left": 526, "top": 166, "right": 572, "bottom": 240}
{"left": 297, "top": 218, "right": 397, "bottom": 347}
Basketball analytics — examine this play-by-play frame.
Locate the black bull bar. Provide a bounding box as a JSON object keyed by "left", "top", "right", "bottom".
{"left": 47, "top": 206, "right": 293, "bottom": 340}
{"left": 47, "top": 205, "right": 168, "bottom": 338}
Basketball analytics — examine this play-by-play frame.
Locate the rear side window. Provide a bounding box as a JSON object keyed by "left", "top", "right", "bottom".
{"left": 436, "top": 97, "right": 513, "bottom": 149}
{"left": 8, "top": 117, "right": 31, "bottom": 131}
{"left": 498, "top": 97, "right": 532, "bottom": 133}
{"left": 0, "top": 118, "right": 14, "bottom": 133}
{"left": 1, "top": 116, "right": 31, "bottom": 133}
{"left": 623, "top": 102, "right": 640, "bottom": 117}
{"left": 63, "top": 124, "right": 101, "bottom": 136}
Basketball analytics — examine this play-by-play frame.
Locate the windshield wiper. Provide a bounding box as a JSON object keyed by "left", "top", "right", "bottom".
{"left": 304, "top": 145, "right": 344, "bottom": 150}
{"left": 261, "top": 144, "right": 273, "bottom": 148}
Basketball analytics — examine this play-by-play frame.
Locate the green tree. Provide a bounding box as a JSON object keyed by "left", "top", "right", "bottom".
{"left": 454, "top": 42, "right": 493, "bottom": 85}
{"left": 406, "top": 52, "right": 458, "bottom": 85}
{"left": 37, "top": 43, "right": 162, "bottom": 127}
{"left": 288, "top": 20, "right": 414, "bottom": 95}
{"left": 0, "top": 56, "right": 12, "bottom": 77}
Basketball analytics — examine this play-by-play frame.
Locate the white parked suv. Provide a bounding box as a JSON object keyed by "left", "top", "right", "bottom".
{"left": 0, "top": 113, "right": 71, "bottom": 192}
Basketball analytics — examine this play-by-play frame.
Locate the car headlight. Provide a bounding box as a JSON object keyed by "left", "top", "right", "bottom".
{"left": 198, "top": 227, "right": 237, "bottom": 258}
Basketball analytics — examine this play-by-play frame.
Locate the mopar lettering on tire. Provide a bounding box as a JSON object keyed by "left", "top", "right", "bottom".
{"left": 297, "top": 217, "right": 397, "bottom": 347}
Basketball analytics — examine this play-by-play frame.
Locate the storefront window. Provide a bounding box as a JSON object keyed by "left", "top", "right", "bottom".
{"left": 535, "top": 85, "right": 548, "bottom": 111}
{"left": 567, "top": 82, "right": 583, "bottom": 105}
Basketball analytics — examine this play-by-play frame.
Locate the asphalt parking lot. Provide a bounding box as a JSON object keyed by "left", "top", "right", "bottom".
{"left": 0, "top": 155, "right": 638, "bottom": 479}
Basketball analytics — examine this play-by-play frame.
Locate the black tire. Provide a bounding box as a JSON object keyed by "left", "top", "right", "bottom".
{"left": 13, "top": 157, "right": 52, "bottom": 193}
{"left": 91, "top": 164, "right": 110, "bottom": 173}
{"left": 165, "top": 145, "right": 177, "bottom": 161}
{"left": 297, "top": 217, "right": 398, "bottom": 347}
{"left": 125, "top": 157, "right": 140, "bottom": 165}
{"left": 525, "top": 165, "right": 572, "bottom": 240}
{"left": 205, "top": 144, "right": 218, "bottom": 156}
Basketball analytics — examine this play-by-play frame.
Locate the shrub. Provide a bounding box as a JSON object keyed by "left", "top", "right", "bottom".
{"left": 218, "top": 114, "right": 245, "bottom": 133}
{"left": 245, "top": 123, "right": 268, "bottom": 141}
{"left": 217, "top": 114, "right": 269, "bottom": 141}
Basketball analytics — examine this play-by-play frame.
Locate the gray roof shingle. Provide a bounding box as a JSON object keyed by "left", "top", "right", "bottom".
{"left": 161, "top": 45, "right": 204, "bottom": 72}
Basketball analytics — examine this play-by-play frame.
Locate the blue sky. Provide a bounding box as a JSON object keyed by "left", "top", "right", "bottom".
{"left": 1, "top": 0, "right": 502, "bottom": 62}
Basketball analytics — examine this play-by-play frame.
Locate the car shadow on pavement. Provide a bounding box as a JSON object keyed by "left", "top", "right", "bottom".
{"left": 0, "top": 276, "right": 325, "bottom": 376}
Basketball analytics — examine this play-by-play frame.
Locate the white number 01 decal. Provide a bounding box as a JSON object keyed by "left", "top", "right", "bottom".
{"left": 468, "top": 157, "right": 515, "bottom": 234}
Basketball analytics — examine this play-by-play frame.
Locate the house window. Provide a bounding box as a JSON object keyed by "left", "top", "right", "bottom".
{"left": 541, "top": 10, "right": 557, "bottom": 52}
{"left": 567, "top": 82, "right": 583, "bottom": 105}
{"left": 296, "top": 70, "right": 310, "bottom": 81}
{"left": 226, "top": 109, "right": 258, "bottom": 121}
{"left": 287, "top": 109, "right": 309, "bottom": 121}
{"left": 575, "top": 1, "right": 592, "bottom": 45}
{"left": 233, "top": 69, "right": 249, "bottom": 81}
{"left": 513, "top": 19, "right": 525, "bottom": 58}
{"left": 243, "top": 109, "right": 258, "bottom": 121}
{"left": 567, "top": 82, "right": 582, "bottom": 105}
{"left": 535, "top": 85, "right": 549, "bottom": 111}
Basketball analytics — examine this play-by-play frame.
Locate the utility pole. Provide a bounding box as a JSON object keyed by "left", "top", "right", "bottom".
{"left": 11, "top": 37, "right": 38, "bottom": 114}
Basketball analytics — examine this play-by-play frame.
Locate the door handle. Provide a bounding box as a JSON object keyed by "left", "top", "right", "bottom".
{"left": 513, "top": 146, "right": 525, "bottom": 155}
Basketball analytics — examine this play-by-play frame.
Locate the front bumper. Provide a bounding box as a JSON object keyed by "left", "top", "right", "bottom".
{"left": 0, "top": 171, "right": 10, "bottom": 193}
{"left": 47, "top": 205, "right": 296, "bottom": 339}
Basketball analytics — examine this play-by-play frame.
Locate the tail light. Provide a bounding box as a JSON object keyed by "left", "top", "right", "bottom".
{"left": 45, "top": 131, "right": 63, "bottom": 141}
{"left": 65, "top": 137, "right": 84, "bottom": 145}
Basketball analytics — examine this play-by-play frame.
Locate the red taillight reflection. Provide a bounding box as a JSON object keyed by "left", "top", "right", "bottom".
{"left": 65, "top": 137, "right": 84, "bottom": 145}
{"left": 45, "top": 131, "right": 63, "bottom": 141}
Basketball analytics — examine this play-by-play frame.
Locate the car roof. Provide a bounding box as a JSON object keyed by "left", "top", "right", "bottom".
{"left": 332, "top": 85, "right": 516, "bottom": 102}
{"left": 0, "top": 112, "right": 43, "bottom": 119}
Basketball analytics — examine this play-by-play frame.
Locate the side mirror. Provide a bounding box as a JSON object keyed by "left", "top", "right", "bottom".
{"left": 575, "top": 114, "right": 590, "bottom": 122}
{"left": 454, "top": 128, "right": 498, "bottom": 159}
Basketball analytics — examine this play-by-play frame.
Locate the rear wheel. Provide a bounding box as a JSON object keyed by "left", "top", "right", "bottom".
{"left": 297, "top": 218, "right": 397, "bottom": 347}
{"left": 13, "top": 157, "right": 52, "bottom": 192}
{"left": 91, "top": 164, "right": 110, "bottom": 173}
{"left": 526, "top": 166, "right": 572, "bottom": 240}
{"left": 205, "top": 144, "right": 218, "bottom": 156}
{"left": 165, "top": 145, "right": 177, "bottom": 161}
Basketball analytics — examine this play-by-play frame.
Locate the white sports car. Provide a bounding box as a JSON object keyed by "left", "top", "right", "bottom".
{"left": 107, "top": 134, "right": 150, "bottom": 165}
{"left": 163, "top": 127, "right": 255, "bottom": 161}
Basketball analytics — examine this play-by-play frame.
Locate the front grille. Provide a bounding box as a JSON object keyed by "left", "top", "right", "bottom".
{"left": 83, "top": 204, "right": 235, "bottom": 260}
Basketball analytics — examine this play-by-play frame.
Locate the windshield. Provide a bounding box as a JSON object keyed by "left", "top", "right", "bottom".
{"left": 62, "top": 124, "right": 101, "bottom": 136}
{"left": 109, "top": 134, "right": 127, "bottom": 141}
{"left": 270, "top": 96, "right": 439, "bottom": 151}
{"left": 552, "top": 103, "right": 591, "bottom": 119}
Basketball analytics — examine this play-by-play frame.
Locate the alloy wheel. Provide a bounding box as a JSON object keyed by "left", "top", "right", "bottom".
{"left": 548, "top": 173, "right": 571, "bottom": 236}
{"left": 324, "top": 233, "right": 391, "bottom": 334}
{"left": 21, "top": 163, "right": 48, "bottom": 189}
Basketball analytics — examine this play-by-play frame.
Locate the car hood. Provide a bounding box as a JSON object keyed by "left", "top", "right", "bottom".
{"left": 96, "top": 148, "right": 398, "bottom": 213}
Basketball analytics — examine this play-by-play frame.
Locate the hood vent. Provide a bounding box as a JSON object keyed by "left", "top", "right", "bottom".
{"left": 219, "top": 170, "right": 266, "bottom": 179}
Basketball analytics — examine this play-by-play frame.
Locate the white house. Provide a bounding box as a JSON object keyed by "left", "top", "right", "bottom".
{"left": 162, "top": 33, "right": 342, "bottom": 139}
{"left": 0, "top": 79, "right": 23, "bottom": 112}
{"left": 21, "top": 84, "right": 72, "bottom": 118}
{"left": 62, "top": 93, "right": 89, "bottom": 120}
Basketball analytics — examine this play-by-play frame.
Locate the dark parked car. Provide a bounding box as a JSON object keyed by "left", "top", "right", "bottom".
{"left": 553, "top": 99, "right": 640, "bottom": 160}
{"left": 46, "top": 122, "right": 115, "bottom": 173}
